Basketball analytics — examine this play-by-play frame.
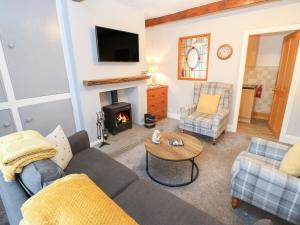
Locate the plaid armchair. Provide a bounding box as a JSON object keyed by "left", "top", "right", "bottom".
{"left": 179, "top": 82, "right": 232, "bottom": 143}
{"left": 231, "top": 137, "right": 300, "bottom": 224}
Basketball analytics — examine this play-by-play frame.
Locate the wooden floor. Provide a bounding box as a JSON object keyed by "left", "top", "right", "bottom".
{"left": 237, "top": 118, "right": 277, "bottom": 141}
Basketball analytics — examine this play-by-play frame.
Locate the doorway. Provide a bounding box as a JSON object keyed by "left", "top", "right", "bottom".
{"left": 237, "top": 30, "right": 300, "bottom": 140}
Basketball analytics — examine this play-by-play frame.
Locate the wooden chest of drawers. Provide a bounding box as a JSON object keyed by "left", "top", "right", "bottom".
{"left": 147, "top": 85, "right": 168, "bottom": 121}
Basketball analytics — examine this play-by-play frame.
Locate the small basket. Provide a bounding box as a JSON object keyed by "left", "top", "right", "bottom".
{"left": 144, "top": 114, "right": 156, "bottom": 128}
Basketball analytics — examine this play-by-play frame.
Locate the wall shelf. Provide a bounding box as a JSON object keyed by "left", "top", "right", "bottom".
{"left": 83, "top": 75, "right": 151, "bottom": 86}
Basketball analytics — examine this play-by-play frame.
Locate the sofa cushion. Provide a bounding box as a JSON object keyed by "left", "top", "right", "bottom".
{"left": 17, "top": 159, "right": 65, "bottom": 196}
{"left": 47, "top": 125, "right": 73, "bottom": 169}
{"left": 196, "top": 94, "right": 220, "bottom": 114}
{"left": 280, "top": 140, "right": 300, "bottom": 177}
{"left": 65, "top": 148, "right": 138, "bottom": 198}
{"left": 114, "top": 179, "right": 224, "bottom": 225}
{"left": 184, "top": 111, "right": 214, "bottom": 129}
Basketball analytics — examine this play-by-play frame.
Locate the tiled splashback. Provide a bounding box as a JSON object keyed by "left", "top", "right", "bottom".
{"left": 244, "top": 66, "right": 278, "bottom": 113}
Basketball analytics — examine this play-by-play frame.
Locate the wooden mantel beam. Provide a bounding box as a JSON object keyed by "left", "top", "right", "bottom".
{"left": 145, "top": 0, "right": 274, "bottom": 27}
{"left": 83, "top": 75, "right": 151, "bottom": 86}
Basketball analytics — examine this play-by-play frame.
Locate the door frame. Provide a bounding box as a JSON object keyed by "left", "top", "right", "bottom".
{"left": 232, "top": 23, "right": 300, "bottom": 144}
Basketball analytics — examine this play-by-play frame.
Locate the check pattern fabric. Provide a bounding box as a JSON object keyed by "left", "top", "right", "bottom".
{"left": 231, "top": 138, "right": 300, "bottom": 224}
{"left": 180, "top": 82, "right": 232, "bottom": 139}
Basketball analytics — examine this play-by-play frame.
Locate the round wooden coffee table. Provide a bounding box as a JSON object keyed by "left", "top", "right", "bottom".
{"left": 144, "top": 132, "right": 203, "bottom": 187}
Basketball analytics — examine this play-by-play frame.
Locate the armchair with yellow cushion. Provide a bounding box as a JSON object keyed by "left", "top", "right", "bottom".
{"left": 180, "top": 82, "right": 232, "bottom": 144}
{"left": 231, "top": 137, "right": 300, "bottom": 224}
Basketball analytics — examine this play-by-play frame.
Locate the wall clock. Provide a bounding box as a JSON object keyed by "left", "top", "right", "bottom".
{"left": 217, "top": 44, "right": 233, "bottom": 60}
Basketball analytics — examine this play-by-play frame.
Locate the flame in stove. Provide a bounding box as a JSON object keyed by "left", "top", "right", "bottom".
{"left": 116, "top": 112, "right": 129, "bottom": 123}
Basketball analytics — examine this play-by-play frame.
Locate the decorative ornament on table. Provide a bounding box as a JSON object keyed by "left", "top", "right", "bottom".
{"left": 152, "top": 130, "right": 161, "bottom": 144}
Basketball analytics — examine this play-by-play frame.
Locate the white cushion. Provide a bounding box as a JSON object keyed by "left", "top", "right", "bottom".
{"left": 46, "top": 125, "right": 72, "bottom": 169}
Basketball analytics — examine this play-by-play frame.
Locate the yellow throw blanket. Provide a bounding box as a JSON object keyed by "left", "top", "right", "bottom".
{"left": 20, "top": 174, "right": 139, "bottom": 225}
{"left": 0, "top": 130, "right": 57, "bottom": 181}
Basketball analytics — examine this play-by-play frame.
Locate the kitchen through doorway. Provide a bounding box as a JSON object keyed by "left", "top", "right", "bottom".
{"left": 237, "top": 30, "right": 300, "bottom": 141}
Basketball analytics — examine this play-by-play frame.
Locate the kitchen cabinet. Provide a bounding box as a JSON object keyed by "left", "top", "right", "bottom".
{"left": 239, "top": 86, "right": 256, "bottom": 123}
{"left": 246, "top": 35, "right": 260, "bottom": 68}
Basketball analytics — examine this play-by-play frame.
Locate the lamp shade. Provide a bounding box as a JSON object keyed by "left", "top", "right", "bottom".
{"left": 148, "top": 64, "right": 159, "bottom": 73}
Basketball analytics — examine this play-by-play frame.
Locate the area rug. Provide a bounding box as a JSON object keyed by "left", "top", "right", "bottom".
{"left": 113, "top": 123, "right": 293, "bottom": 225}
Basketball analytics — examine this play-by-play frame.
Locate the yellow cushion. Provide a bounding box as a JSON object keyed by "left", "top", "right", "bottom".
{"left": 196, "top": 94, "right": 221, "bottom": 114}
{"left": 20, "top": 174, "right": 139, "bottom": 225}
{"left": 280, "top": 141, "right": 300, "bottom": 177}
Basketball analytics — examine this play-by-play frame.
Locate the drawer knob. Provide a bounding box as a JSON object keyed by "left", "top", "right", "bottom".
{"left": 25, "top": 117, "right": 33, "bottom": 123}
{"left": 8, "top": 43, "right": 15, "bottom": 48}
{"left": 3, "top": 122, "right": 10, "bottom": 128}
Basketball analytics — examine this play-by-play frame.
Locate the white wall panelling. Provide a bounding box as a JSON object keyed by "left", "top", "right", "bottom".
{"left": 0, "top": 0, "right": 78, "bottom": 137}
{"left": 0, "top": 40, "right": 23, "bottom": 131}
{"left": 0, "top": 0, "right": 70, "bottom": 100}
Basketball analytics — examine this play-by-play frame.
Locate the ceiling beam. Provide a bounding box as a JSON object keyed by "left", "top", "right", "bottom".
{"left": 145, "top": 0, "right": 274, "bottom": 28}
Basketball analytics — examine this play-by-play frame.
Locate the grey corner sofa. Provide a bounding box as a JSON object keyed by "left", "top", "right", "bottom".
{"left": 0, "top": 130, "right": 224, "bottom": 225}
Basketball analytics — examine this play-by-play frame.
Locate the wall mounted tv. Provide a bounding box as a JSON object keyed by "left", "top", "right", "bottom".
{"left": 95, "top": 26, "right": 139, "bottom": 62}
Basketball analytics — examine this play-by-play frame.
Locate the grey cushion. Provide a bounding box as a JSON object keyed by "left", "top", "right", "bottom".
{"left": 114, "top": 179, "right": 224, "bottom": 225}
{"left": 65, "top": 148, "right": 138, "bottom": 198}
{"left": 18, "top": 159, "right": 65, "bottom": 196}
{"left": 68, "top": 130, "right": 90, "bottom": 155}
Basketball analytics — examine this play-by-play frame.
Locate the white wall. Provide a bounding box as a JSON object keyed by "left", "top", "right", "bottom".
{"left": 146, "top": 0, "right": 300, "bottom": 140}
{"left": 58, "top": 0, "right": 147, "bottom": 142}
{"left": 256, "top": 33, "right": 285, "bottom": 66}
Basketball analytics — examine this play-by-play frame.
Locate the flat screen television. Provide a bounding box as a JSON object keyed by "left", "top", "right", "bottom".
{"left": 95, "top": 26, "right": 139, "bottom": 62}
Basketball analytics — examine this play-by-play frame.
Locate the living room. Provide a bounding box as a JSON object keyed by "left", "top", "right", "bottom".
{"left": 0, "top": 0, "right": 300, "bottom": 225}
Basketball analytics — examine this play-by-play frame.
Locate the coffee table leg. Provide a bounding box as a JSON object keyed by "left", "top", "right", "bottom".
{"left": 146, "top": 153, "right": 199, "bottom": 187}
{"left": 146, "top": 151, "right": 149, "bottom": 172}
{"left": 191, "top": 158, "right": 195, "bottom": 182}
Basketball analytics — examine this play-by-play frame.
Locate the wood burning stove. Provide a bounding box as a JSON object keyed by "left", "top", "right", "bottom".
{"left": 102, "top": 91, "right": 132, "bottom": 135}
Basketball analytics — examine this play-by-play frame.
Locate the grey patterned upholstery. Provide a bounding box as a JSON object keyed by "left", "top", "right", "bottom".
{"left": 231, "top": 137, "right": 300, "bottom": 224}
{"left": 180, "top": 82, "right": 232, "bottom": 139}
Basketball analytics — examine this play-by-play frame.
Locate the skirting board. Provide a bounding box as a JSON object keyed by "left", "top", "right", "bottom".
{"left": 252, "top": 112, "right": 269, "bottom": 120}
{"left": 167, "top": 112, "right": 180, "bottom": 120}
{"left": 90, "top": 140, "right": 101, "bottom": 147}
{"left": 280, "top": 134, "right": 299, "bottom": 145}
{"left": 167, "top": 112, "right": 235, "bottom": 132}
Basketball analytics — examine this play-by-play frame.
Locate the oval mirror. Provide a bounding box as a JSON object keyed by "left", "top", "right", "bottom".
{"left": 186, "top": 47, "right": 200, "bottom": 69}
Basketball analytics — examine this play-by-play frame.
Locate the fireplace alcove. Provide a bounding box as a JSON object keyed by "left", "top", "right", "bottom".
{"left": 95, "top": 81, "right": 148, "bottom": 141}
{"left": 102, "top": 90, "right": 132, "bottom": 135}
